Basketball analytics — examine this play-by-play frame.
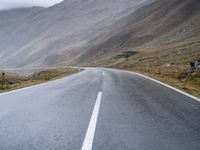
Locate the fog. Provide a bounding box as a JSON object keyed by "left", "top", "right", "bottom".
{"left": 0, "top": 0, "right": 63, "bottom": 10}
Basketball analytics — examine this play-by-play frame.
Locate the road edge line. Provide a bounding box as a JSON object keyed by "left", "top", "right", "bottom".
{"left": 126, "top": 71, "right": 200, "bottom": 102}
{"left": 0, "top": 71, "right": 82, "bottom": 96}
{"left": 0, "top": 83, "right": 44, "bottom": 96}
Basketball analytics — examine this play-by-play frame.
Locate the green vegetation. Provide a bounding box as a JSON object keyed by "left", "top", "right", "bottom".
{"left": 0, "top": 69, "right": 79, "bottom": 93}
{"left": 0, "top": 85, "right": 11, "bottom": 91}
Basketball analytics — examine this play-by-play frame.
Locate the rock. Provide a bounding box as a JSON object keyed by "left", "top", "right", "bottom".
{"left": 164, "top": 63, "right": 171, "bottom": 67}
{"left": 195, "top": 60, "right": 200, "bottom": 68}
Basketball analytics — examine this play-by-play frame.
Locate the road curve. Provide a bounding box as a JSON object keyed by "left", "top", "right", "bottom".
{"left": 0, "top": 68, "right": 199, "bottom": 150}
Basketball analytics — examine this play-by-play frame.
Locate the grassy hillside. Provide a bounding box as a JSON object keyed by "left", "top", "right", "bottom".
{"left": 83, "top": 0, "right": 200, "bottom": 64}
{"left": 0, "top": 69, "right": 78, "bottom": 93}
{"left": 87, "top": 0, "right": 200, "bottom": 97}
{"left": 91, "top": 35, "right": 200, "bottom": 97}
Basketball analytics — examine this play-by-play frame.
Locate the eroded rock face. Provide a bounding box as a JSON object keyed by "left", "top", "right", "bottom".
{"left": 0, "top": 0, "right": 150, "bottom": 68}
{"left": 1, "top": 0, "right": 199, "bottom": 68}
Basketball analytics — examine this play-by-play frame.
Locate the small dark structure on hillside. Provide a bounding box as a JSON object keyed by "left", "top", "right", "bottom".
{"left": 117, "top": 51, "right": 137, "bottom": 59}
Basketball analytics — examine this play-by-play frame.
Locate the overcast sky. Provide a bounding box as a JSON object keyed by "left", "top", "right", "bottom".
{"left": 0, "top": 0, "right": 64, "bottom": 10}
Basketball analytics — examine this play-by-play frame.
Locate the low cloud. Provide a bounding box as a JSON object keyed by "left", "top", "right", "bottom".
{"left": 0, "top": 0, "right": 64, "bottom": 10}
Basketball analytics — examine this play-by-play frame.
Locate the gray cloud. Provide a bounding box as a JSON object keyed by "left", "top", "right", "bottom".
{"left": 0, "top": 0, "right": 63, "bottom": 10}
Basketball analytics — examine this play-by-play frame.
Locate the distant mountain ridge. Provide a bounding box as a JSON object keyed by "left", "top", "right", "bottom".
{"left": 0, "top": 0, "right": 149, "bottom": 67}
{"left": 0, "top": 0, "right": 199, "bottom": 68}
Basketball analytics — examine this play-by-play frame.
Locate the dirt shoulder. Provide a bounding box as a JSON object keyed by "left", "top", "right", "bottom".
{"left": 0, "top": 69, "right": 79, "bottom": 93}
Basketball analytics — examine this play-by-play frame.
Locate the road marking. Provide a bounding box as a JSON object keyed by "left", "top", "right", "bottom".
{"left": 104, "top": 67, "right": 200, "bottom": 102}
{"left": 128, "top": 71, "right": 200, "bottom": 102}
{"left": 103, "top": 71, "right": 105, "bottom": 77}
{"left": 81, "top": 92, "right": 102, "bottom": 150}
{"left": 0, "top": 83, "right": 43, "bottom": 96}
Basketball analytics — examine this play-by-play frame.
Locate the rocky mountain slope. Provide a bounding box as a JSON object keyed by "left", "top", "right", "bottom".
{"left": 0, "top": 0, "right": 199, "bottom": 68}
{"left": 84, "top": 0, "right": 200, "bottom": 64}
{"left": 89, "top": 0, "right": 200, "bottom": 97}
{"left": 0, "top": 0, "right": 149, "bottom": 68}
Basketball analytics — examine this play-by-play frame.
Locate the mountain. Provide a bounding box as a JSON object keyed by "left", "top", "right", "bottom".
{"left": 80, "top": 0, "right": 200, "bottom": 65}
{"left": 0, "top": 0, "right": 199, "bottom": 68}
{"left": 0, "top": 0, "right": 150, "bottom": 68}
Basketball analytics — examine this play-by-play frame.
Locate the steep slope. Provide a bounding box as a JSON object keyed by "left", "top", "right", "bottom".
{"left": 0, "top": 7, "right": 43, "bottom": 25}
{"left": 0, "top": 7, "right": 44, "bottom": 58}
{"left": 79, "top": 0, "right": 200, "bottom": 64}
{"left": 88, "top": 0, "right": 200, "bottom": 97}
{"left": 1, "top": 0, "right": 199, "bottom": 68}
{"left": 0, "top": 0, "right": 150, "bottom": 68}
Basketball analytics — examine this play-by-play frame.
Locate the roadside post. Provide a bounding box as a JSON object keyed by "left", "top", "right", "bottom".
{"left": 2, "top": 72, "right": 5, "bottom": 87}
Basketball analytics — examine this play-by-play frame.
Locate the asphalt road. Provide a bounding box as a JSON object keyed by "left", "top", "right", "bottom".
{"left": 0, "top": 68, "right": 200, "bottom": 150}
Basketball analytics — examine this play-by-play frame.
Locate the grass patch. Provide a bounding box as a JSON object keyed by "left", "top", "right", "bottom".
{"left": 0, "top": 69, "right": 79, "bottom": 93}
{"left": 0, "top": 85, "right": 11, "bottom": 91}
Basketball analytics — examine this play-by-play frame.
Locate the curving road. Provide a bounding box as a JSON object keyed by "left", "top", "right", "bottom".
{"left": 0, "top": 68, "right": 200, "bottom": 150}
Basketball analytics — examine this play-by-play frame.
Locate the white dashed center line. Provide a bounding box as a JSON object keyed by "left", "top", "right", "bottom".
{"left": 81, "top": 92, "right": 103, "bottom": 150}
